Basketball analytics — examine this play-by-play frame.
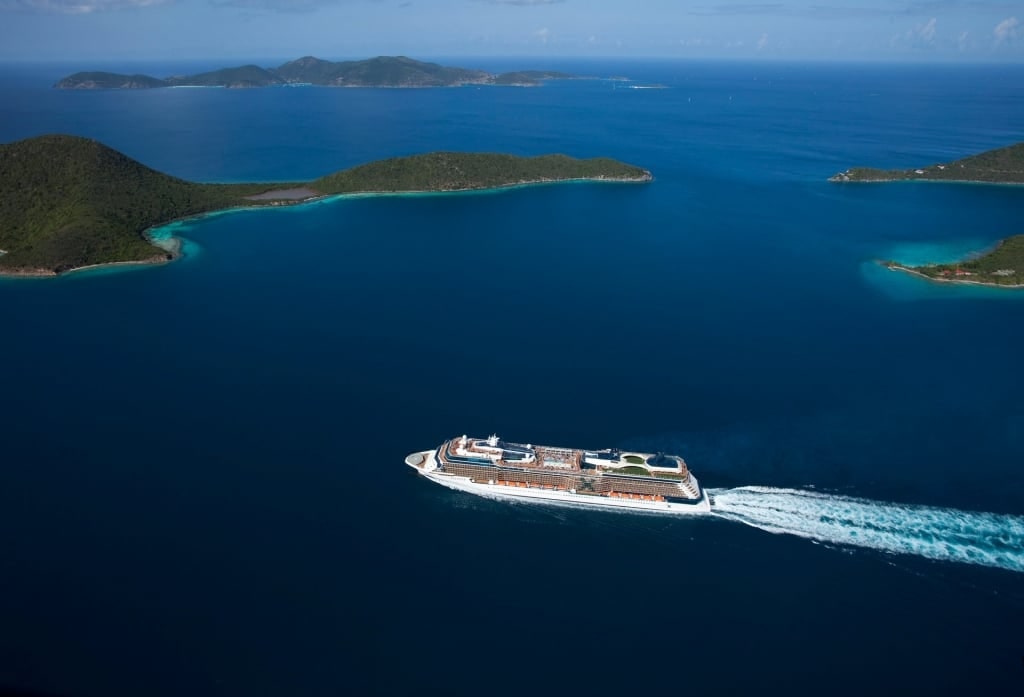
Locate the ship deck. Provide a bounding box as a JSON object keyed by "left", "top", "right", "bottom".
{"left": 439, "top": 437, "right": 692, "bottom": 486}
{"left": 418, "top": 438, "right": 703, "bottom": 503}
{"left": 453, "top": 439, "right": 584, "bottom": 472}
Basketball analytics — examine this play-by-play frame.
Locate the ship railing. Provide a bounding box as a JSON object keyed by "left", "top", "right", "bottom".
{"left": 443, "top": 452, "right": 499, "bottom": 467}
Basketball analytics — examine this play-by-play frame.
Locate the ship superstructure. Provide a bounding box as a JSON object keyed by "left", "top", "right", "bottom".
{"left": 405, "top": 434, "right": 711, "bottom": 514}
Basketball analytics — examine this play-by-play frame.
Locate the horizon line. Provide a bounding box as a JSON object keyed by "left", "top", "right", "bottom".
{"left": 3, "top": 54, "right": 1023, "bottom": 67}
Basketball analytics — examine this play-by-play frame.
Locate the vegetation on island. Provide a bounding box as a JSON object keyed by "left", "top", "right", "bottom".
{"left": 273, "top": 56, "right": 354, "bottom": 84}
{"left": 831, "top": 142, "right": 1024, "bottom": 288}
{"left": 884, "top": 235, "right": 1024, "bottom": 287}
{"left": 53, "top": 72, "right": 168, "bottom": 90}
{"left": 55, "top": 56, "right": 578, "bottom": 90}
{"left": 0, "top": 135, "right": 298, "bottom": 273}
{"left": 490, "top": 70, "right": 575, "bottom": 86}
{"left": 312, "top": 152, "right": 650, "bottom": 194}
{"left": 0, "top": 134, "right": 650, "bottom": 275}
{"left": 299, "top": 55, "right": 488, "bottom": 87}
{"left": 830, "top": 142, "right": 1024, "bottom": 184}
{"left": 167, "top": 65, "right": 283, "bottom": 89}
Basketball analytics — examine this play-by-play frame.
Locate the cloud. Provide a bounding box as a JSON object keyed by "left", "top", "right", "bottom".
{"left": 1, "top": 0, "right": 166, "bottom": 12}
{"left": 533, "top": 26, "right": 550, "bottom": 43}
{"left": 993, "top": 16, "right": 1020, "bottom": 43}
{"left": 756, "top": 32, "right": 769, "bottom": 50}
{"left": 915, "top": 16, "right": 937, "bottom": 42}
{"left": 894, "top": 16, "right": 938, "bottom": 47}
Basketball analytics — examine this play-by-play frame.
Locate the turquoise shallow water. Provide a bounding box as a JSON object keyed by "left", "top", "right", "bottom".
{"left": 1, "top": 61, "right": 1024, "bottom": 696}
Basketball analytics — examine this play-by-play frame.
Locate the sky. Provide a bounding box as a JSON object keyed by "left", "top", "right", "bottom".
{"left": 0, "top": 0, "right": 1022, "bottom": 63}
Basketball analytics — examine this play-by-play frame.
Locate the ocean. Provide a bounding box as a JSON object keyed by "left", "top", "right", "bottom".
{"left": 1, "top": 59, "right": 1023, "bottom": 696}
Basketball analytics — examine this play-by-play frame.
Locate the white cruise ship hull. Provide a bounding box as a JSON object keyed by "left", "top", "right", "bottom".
{"left": 406, "top": 449, "right": 712, "bottom": 515}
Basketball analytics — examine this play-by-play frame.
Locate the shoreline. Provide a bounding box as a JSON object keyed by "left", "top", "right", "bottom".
{"left": 0, "top": 255, "right": 173, "bottom": 279}
{"left": 830, "top": 175, "right": 1024, "bottom": 187}
{"left": 325, "top": 173, "right": 653, "bottom": 198}
{"left": 882, "top": 262, "right": 1024, "bottom": 289}
{"left": 0, "top": 174, "right": 651, "bottom": 278}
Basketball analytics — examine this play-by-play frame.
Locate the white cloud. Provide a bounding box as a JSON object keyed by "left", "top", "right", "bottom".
{"left": 957, "top": 30, "right": 970, "bottom": 51}
{"left": 756, "top": 32, "right": 768, "bottom": 50}
{"left": 917, "top": 17, "right": 937, "bottom": 42}
{"left": 993, "top": 17, "right": 1020, "bottom": 44}
{"left": 533, "top": 26, "right": 550, "bottom": 44}
{"left": 1, "top": 0, "right": 167, "bottom": 11}
{"left": 901, "top": 16, "right": 937, "bottom": 47}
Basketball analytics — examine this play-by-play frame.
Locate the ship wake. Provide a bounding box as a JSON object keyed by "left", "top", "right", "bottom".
{"left": 708, "top": 486, "right": 1024, "bottom": 573}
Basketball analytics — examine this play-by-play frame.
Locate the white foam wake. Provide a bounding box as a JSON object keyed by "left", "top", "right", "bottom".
{"left": 709, "top": 486, "right": 1024, "bottom": 573}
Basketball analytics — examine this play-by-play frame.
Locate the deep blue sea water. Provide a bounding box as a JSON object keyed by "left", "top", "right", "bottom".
{"left": 2, "top": 60, "right": 1023, "bottom": 696}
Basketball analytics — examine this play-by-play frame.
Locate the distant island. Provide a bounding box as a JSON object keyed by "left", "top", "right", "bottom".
{"left": 0, "top": 134, "right": 651, "bottom": 276}
{"left": 829, "top": 142, "right": 1024, "bottom": 184}
{"left": 882, "top": 235, "right": 1024, "bottom": 288}
{"left": 55, "top": 56, "right": 577, "bottom": 90}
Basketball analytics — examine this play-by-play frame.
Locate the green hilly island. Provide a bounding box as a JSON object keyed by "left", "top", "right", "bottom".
{"left": 55, "top": 56, "right": 576, "bottom": 90}
{"left": 0, "top": 135, "right": 293, "bottom": 273}
{"left": 830, "top": 142, "right": 1024, "bottom": 183}
{"left": 0, "top": 134, "right": 650, "bottom": 276}
{"left": 167, "top": 64, "right": 283, "bottom": 89}
{"left": 883, "top": 236, "right": 1024, "bottom": 288}
{"left": 52, "top": 72, "right": 168, "bottom": 90}
{"left": 311, "top": 152, "right": 648, "bottom": 193}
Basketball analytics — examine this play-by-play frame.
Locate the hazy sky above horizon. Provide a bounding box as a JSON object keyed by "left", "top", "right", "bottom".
{"left": 1, "top": 0, "right": 1022, "bottom": 63}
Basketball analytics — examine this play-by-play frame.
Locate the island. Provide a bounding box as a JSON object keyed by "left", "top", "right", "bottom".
{"left": 882, "top": 236, "right": 1024, "bottom": 288}
{"left": 0, "top": 134, "right": 651, "bottom": 276}
{"left": 829, "top": 142, "right": 1024, "bottom": 184}
{"left": 55, "top": 56, "right": 578, "bottom": 90}
{"left": 829, "top": 142, "right": 1024, "bottom": 289}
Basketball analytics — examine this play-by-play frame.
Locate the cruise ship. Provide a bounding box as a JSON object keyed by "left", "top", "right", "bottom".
{"left": 405, "top": 434, "right": 711, "bottom": 514}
